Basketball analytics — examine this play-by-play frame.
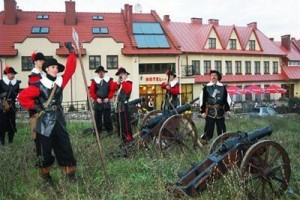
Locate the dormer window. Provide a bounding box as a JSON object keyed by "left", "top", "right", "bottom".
{"left": 92, "top": 16, "right": 104, "bottom": 20}
{"left": 92, "top": 27, "right": 108, "bottom": 34}
{"left": 31, "top": 27, "right": 49, "bottom": 34}
{"left": 229, "top": 39, "right": 236, "bottom": 50}
{"left": 249, "top": 40, "right": 255, "bottom": 50}
{"left": 36, "top": 15, "right": 49, "bottom": 20}
{"left": 208, "top": 38, "right": 216, "bottom": 49}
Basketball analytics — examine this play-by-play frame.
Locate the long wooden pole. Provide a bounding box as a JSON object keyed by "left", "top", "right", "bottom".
{"left": 72, "top": 28, "right": 109, "bottom": 180}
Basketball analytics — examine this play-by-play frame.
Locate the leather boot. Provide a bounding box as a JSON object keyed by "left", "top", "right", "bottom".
{"left": 40, "top": 167, "right": 54, "bottom": 186}
{"left": 64, "top": 166, "right": 77, "bottom": 182}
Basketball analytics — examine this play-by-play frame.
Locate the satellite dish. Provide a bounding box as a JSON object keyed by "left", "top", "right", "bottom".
{"left": 134, "top": 3, "right": 143, "bottom": 13}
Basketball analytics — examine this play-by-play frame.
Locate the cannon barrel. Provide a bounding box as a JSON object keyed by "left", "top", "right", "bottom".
{"left": 144, "top": 97, "right": 199, "bottom": 129}
{"left": 217, "top": 125, "right": 273, "bottom": 153}
{"left": 126, "top": 97, "right": 145, "bottom": 106}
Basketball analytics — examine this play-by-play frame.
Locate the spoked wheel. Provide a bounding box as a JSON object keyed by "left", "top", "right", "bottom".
{"left": 140, "top": 110, "right": 162, "bottom": 128}
{"left": 240, "top": 140, "right": 291, "bottom": 199}
{"left": 157, "top": 114, "right": 199, "bottom": 154}
{"left": 209, "top": 132, "right": 240, "bottom": 153}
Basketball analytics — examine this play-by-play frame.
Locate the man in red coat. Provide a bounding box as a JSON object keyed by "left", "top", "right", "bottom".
{"left": 161, "top": 70, "right": 179, "bottom": 110}
{"left": 89, "top": 66, "right": 114, "bottom": 134}
{"left": 114, "top": 67, "right": 133, "bottom": 144}
{"left": 18, "top": 43, "right": 77, "bottom": 185}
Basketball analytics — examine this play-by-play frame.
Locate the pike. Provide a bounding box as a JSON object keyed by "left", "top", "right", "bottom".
{"left": 72, "top": 27, "right": 109, "bottom": 180}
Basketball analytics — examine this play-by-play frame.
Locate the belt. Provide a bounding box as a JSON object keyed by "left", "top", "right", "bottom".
{"left": 207, "top": 104, "right": 223, "bottom": 109}
{"left": 45, "top": 105, "right": 60, "bottom": 111}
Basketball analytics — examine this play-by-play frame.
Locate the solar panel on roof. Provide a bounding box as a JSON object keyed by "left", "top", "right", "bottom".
{"left": 133, "top": 22, "right": 169, "bottom": 48}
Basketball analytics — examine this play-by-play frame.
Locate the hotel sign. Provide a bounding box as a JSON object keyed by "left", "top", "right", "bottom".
{"left": 140, "top": 75, "right": 168, "bottom": 84}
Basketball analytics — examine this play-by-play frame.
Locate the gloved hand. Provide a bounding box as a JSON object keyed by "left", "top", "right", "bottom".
{"left": 34, "top": 104, "right": 44, "bottom": 112}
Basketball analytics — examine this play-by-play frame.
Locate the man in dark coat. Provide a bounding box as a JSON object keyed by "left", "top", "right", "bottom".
{"left": 114, "top": 67, "right": 133, "bottom": 144}
{"left": 89, "top": 66, "right": 114, "bottom": 134}
{"left": 18, "top": 43, "right": 77, "bottom": 185}
{"left": 200, "top": 70, "right": 231, "bottom": 143}
{"left": 0, "top": 66, "right": 21, "bottom": 145}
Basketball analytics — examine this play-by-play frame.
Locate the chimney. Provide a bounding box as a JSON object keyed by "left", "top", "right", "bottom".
{"left": 4, "top": 0, "right": 18, "bottom": 25}
{"left": 124, "top": 4, "right": 133, "bottom": 35}
{"left": 208, "top": 19, "right": 219, "bottom": 26}
{"left": 65, "top": 1, "right": 76, "bottom": 25}
{"left": 191, "top": 17, "right": 202, "bottom": 25}
{"left": 281, "top": 35, "right": 291, "bottom": 50}
{"left": 247, "top": 22, "right": 257, "bottom": 29}
{"left": 163, "top": 15, "right": 170, "bottom": 22}
{"left": 269, "top": 38, "right": 274, "bottom": 41}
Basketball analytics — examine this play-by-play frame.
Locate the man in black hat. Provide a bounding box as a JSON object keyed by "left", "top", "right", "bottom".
{"left": 161, "top": 70, "right": 179, "bottom": 110}
{"left": 89, "top": 66, "right": 114, "bottom": 134}
{"left": 113, "top": 67, "right": 133, "bottom": 143}
{"left": 0, "top": 66, "right": 21, "bottom": 145}
{"left": 28, "top": 51, "right": 46, "bottom": 146}
{"left": 199, "top": 70, "right": 231, "bottom": 144}
{"left": 18, "top": 43, "right": 77, "bottom": 185}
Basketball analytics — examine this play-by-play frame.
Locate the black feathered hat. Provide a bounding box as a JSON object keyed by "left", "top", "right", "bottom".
{"left": 33, "top": 52, "right": 45, "bottom": 61}
{"left": 95, "top": 66, "right": 108, "bottom": 73}
{"left": 115, "top": 67, "right": 130, "bottom": 75}
{"left": 4, "top": 66, "right": 18, "bottom": 75}
{"left": 42, "top": 58, "right": 65, "bottom": 73}
{"left": 210, "top": 70, "right": 222, "bottom": 81}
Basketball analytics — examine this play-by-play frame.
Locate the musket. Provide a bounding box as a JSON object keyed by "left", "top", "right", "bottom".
{"left": 72, "top": 28, "right": 109, "bottom": 180}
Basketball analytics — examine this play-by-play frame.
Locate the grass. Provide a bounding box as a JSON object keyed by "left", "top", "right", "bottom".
{"left": 0, "top": 115, "right": 300, "bottom": 200}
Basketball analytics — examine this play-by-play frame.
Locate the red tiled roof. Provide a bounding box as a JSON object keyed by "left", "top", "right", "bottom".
{"left": 0, "top": 9, "right": 181, "bottom": 56}
{"left": 166, "top": 22, "right": 285, "bottom": 56}
{"left": 281, "top": 66, "right": 300, "bottom": 80}
{"left": 274, "top": 41, "right": 300, "bottom": 61}
{"left": 195, "top": 74, "right": 287, "bottom": 83}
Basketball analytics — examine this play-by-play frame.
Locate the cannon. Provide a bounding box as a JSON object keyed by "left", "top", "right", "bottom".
{"left": 139, "top": 97, "right": 201, "bottom": 154}
{"left": 171, "top": 126, "right": 291, "bottom": 198}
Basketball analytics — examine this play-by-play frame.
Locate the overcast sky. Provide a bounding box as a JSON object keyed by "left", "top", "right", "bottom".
{"left": 1, "top": 0, "right": 299, "bottom": 41}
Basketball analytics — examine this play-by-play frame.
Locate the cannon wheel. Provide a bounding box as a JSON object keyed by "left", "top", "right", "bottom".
{"left": 240, "top": 140, "right": 291, "bottom": 199}
{"left": 157, "top": 114, "right": 199, "bottom": 154}
{"left": 209, "top": 132, "right": 240, "bottom": 153}
{"left": 140, "top": 110, "right": 162, "bottom": 127}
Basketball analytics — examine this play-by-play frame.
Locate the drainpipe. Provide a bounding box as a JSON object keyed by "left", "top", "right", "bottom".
{"left": 177, "top": 55, "right": 181, "bottom": 105}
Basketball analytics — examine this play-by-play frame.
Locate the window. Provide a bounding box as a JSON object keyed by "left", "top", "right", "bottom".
{"left": 21, "top": 56, "right": 34, "bottom": 71}
{"left": 133, "top": 22, "right": 170, "bottom": 48}
{"left": 249, "top": 40, "right": 255, "bottom": 50}
{"left": 264, "top": 61, "right": 270, "bottom": 74}
{"left": 36, "top": 14, "right": 49, "bottom": 20}
{"left": 229, "top": 39, "right": 236, "bottom": 49}
{"left": 225, "top": 61, "right": 232, "bottom": 74}
{"left": 107, "top": 55, "right": 118, "bottom": 69}
{"left": 215, "top": 61, "right": 222, "bottom": 73}
{"left": 92, "top": 16, "right": 104, "bottom": 20}
{"left": 208, "top": 38, "right": 216, "bottom": 49}
{"left": 89, "top": 56, "right": 101, "bottom": 70}
{"left": 192, "top": 60, "right": 200, "bottom": 75}
{"left": 254, "top": 61, "right": 260, "bottom": 74}
{"left": 92, "top": 27, "right": 109, "bottom": 34}
{"left": 235, "top": 61, "right": 242, "bottom": 74}
{"left": 139, "top": 63, "right": 175, "bottom": 74}
{"left": 245, "top": 61, "right": 251, "bottom": 74}
{"left": 22, "top": 55, "right": 52, "bottom": 71}
{"left": 31, "top": 27, "right": 49, "bottom": 34}
{"left": 273, "top": 61, "right": 278, "bottom": 74}
{"left": 204, "top": 60, "right": 211, "bottom": 74}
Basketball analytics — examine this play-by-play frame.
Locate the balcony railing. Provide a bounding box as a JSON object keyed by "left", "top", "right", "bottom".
{"left": 181, "top": 65, "right": 200, "bottom": 77}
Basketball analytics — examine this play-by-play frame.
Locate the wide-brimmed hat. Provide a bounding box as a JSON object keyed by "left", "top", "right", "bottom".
{"left": 42, "top": 58, "right": 65, "bottom": 73}
{"left": 115, "top": 67, "right": 130, "bottom": 75}
{"left": 210, "top": 70, "right": 222, "bottom": 81}
{"left": 167, "top": 70, "right": 176, "bottom": 78}
{"left": 4, "top": 66, "right": 18, "bottom": 75}
{"left": 95, "top": 66, "right": 108, "bottom": 73}
{"left": 33, "top": 52, "right": 45, "bottom": 61}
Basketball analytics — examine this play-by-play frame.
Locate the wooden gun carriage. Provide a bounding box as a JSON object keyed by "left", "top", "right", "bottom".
{"left": 172, "top": 126, "right": 291, "bottom": 199}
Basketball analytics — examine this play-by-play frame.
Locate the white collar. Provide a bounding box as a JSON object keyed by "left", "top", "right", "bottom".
{"left": 3, "top": 75, "right": 17, "bottom": 85}
{"left": 93, "top": 75, "right": 110, "bottom": 84}
{"left": 169, "top": 79, "right": 178, "bottom": 87}
{"left": 121, "top": 77, "right": 131, "bottom": 82}
{"left": 207, "top": 81, "right": 223, "bottom": 86}
{"left": 31, "top": 67, "right": 42, "bottom": 74}
{"left": 40, "top": 76, "right": 63, "bottom": 89}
